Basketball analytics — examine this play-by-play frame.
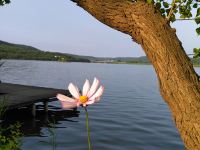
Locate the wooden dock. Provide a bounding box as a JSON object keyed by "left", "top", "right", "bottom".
{"left": 0, "top": 82, "right": 70, "bottom": 116}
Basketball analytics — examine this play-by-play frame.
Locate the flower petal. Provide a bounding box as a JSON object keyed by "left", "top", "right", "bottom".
{"left": 89, "top": 86, "right": 104, "bottom": 102}
{"left": 77, "top": 101, "right": 81, "bottom": 107}
{"left": 68, "top": 83, "right": 80, "bottom": 99}
{"left": 82, "top": 79, "right": 90, "bottom": 96}
{"left": 86, "top": 100, "right": 95, "bottom": 105}
{"left": 87, "top": 77, "right": 100, "bottom": 98}
{"left": 60, "top": 101, "right": 77, "bottom": 109}
{"left": 56, "top": 94, "right": 76, "bottom": 103}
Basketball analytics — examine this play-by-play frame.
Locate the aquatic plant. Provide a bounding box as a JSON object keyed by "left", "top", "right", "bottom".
{"left": 0, "top": 96, "right": 7, "bottom": 119}
{"left": 47, "top": 119, "right": 57, "bottom": 150}
{"left": 0, "top": 62, "right": 4, "bottom": 67}
{"left": 56, "top": 77, "right": 104, "bottom": 150}
{"left": 0, "top": 60, "right": 4, "bottom": 83}
{"left": 0, "top": 122, "right": 22, "bottom": 150}
{"left": 0, "top": 97, "right": 22, "bottom": 150}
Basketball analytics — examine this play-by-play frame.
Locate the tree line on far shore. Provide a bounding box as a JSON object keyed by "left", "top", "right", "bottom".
{"left": 0, "top": 40, "right": 90, "bottom": 62}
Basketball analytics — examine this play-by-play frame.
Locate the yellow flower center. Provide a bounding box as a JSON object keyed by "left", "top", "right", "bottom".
{"left": 79, "top": 95, "right": 88, "bottom": 104}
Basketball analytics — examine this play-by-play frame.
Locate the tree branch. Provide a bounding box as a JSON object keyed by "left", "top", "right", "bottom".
{"left": 166, "top": 0, "right": 176, "bottom": 21}
{"left": 176, "top": 18, "right": 196, "bottom": 21}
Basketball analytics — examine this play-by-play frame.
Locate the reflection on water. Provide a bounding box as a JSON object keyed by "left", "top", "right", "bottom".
{"left": 1, "top": 104, "right": 80, "bottom": 150}
{"left": 2, "top": 105, "right": 80, "bottom": 137}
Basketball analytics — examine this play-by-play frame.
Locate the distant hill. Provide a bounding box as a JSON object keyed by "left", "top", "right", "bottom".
{"left": 1, "top": 40, "right": 199, "bottom": 65}
{"left": 0, "top": 40, "right": 90, "bottom": 62}
{"left": 0, "top": 40, "right": 150, "bottom": 64}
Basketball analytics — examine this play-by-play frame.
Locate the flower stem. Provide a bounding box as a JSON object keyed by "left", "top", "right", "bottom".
{"left": 84, "top": 107, "right": 91, "bottom": 150}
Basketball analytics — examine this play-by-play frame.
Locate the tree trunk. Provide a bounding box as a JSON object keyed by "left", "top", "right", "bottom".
{"left": 71, "top": 0, "right": 200, "bottom": 149}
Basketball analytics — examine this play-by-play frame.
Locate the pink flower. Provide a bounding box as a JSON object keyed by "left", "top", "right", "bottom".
{"left": 56, "top": 77, "right": 104, "bottom": 109}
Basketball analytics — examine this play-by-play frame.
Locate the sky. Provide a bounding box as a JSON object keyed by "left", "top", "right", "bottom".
{"left": 0, "top": 0, "right": 199, "bottom": 57}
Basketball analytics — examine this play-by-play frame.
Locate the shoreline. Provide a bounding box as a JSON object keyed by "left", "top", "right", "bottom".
{"left": 2, "top": 59, "right": 200, "bottom": 67}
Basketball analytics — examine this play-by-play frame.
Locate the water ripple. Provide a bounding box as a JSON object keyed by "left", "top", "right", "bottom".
{"left": 0, "top": 60, "right": 186, "bottom": 150}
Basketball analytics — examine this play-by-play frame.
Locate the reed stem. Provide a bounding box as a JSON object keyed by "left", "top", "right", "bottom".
{"left": 84, "top": 107, "right": 91, "bottom": 150}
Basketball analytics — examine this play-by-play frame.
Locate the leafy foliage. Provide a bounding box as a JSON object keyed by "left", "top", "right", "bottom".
{"left": 193, "top": 48, "right": 200, "bottom": 57}
{"left": 0, "top": 123, "right": 22, "bottom": 150}
{"left": 0, "top": 97, "right": 7, "bottom": 119}
{"left": 0, "top": 97, "right": 22, "bottom": 150}
{"left": 145, "top": 0, "right": 200, "bottom": 57}
{"left": 0, "top": 0, "right": 10, "bottom": 5}
{"left": 146, "top": 0, "right": 200, "bottom": 33}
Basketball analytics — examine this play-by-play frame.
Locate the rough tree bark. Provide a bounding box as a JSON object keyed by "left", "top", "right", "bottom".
{"left": 71, "top": 0, "right": 200, "bottom": 149}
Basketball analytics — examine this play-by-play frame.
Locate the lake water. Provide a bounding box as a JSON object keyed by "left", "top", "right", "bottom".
{"left": 0, "top": 60, "right": 186, "bottom": 150}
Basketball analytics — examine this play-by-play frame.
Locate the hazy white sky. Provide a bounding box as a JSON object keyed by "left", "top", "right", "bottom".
{"left": 0, "top": 0, "right": 199, "bottom": 57}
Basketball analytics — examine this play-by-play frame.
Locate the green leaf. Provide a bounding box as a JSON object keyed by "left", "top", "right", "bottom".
{"left": 160, "top": 8, "right": 165, "bottom": 14}
{"left": 4, "top": 0, "right": 10, "bottom": 3}
{"left": 174, "top": 9, "right": 178, "bottom": 14}
{"left": 163, "top": 2, "right": 169, "bottom": 8}
{"left": 186, "top": 0, "right": 192, "bottom": 6}
{"left": 196, "top": 27, "right": 200, "bottom": 35}
{"left": 175, "top": 0, "right": 181, "bottom": 2}
{"left": 195, "top": 17, "right": 200, "bottom": 24}
{"left": 193, "top": 48, "right": 200, "bottom": 58}
{"left": 166, "top": 8, "right": 171, "bottom": 15}
{"left": 147, "top": 0, "right": 153, "bottom": 4}
{"left": 170, "top": 14, "right": 176, "bottom": 22}
{"left": 179, "top": 5, "right": 186, "bottom": 14}
{"left": 193, "top": 48, "right": 200, "bottom": 54}
{"left": 193, "top": 3, "right": 198, "bottom": 8}
{"left": 188, "top": 12, "right": 192, "bottom": 18}
{"left": 156, "top": 2, "right": 161, "bottom": 9}
{"left": 180, "top": 15, "right": 186, "bottom": 19}
{"left": 197, "top": 8, "right": 200, "bottom": 17}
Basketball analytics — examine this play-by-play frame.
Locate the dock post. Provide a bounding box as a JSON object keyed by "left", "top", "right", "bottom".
{"left": 44, "top": 101, "right": 48, "bottom": 112}
{"left": 31, "top": 104, "right": 36, "bottom": 117}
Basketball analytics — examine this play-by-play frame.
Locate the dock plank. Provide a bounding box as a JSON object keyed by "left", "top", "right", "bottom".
{"left": 0, "top": 83, "right": 69, "bottom": 109}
